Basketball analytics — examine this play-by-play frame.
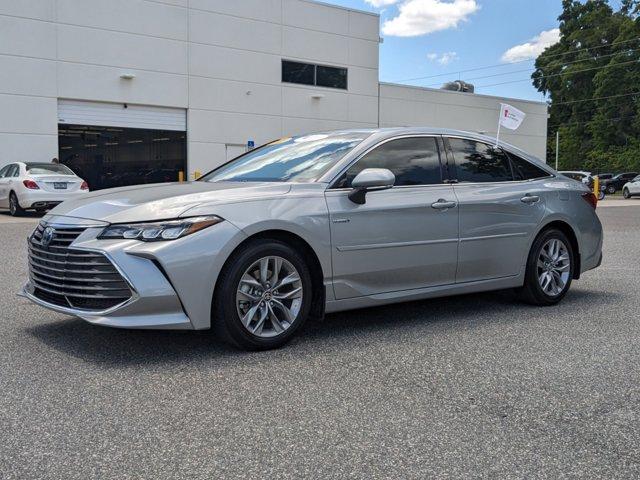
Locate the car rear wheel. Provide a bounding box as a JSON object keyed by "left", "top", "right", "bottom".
{"left": 623, "top": 188, "right": 632, "bottom": 199}
{"left": 213, "top": 239, "right": 312, "bottom": 350}
{"left": 9, "top": 192, "right": 25, "bottom": 217}
{"left": 517, "top": 228, "right": 574, "bottom": 306}
{"left": 607, "top": 185, "right": 616, "bottom": 194}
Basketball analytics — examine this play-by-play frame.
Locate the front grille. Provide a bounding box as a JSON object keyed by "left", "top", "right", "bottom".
{"left": 28, "top": 222, "right": 133, "bottom": 311}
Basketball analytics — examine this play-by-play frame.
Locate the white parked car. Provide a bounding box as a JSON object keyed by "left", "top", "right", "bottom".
{"left": 0, "top": 162, "right": 89, "bottom": 216}
{"left": 622, "top": 175, "right": 640, "bottom": 199}
{"left": 559, "top": 171, "right": 594, "bottom": 187}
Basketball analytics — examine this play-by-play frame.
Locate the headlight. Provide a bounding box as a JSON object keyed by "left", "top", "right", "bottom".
{"left": 98, "top": 216, "right": 224, "bottom": 242}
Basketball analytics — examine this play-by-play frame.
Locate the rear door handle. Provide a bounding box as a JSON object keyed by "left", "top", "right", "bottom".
{"left": 521, "top": 195, "right": 540, "bottom": 204}
{"left": 431, "top": 199, "right": 457, "bottom": 210}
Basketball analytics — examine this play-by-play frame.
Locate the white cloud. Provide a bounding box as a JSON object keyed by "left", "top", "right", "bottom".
{"left": 382, "top": 0, "right": 479, "bottom": 37}
{"left": 427, "top": 51, "right": 459, "bottom": 65}
{"left": 501, "top": 28, "right": 560, "bottom": 63}
{"left": 364, "top": 0, "right": 401, "bottom": 6}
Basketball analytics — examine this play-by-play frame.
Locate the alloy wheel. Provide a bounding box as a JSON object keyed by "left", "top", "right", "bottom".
{"left": 236, "top": 256, "right": 303, "bottom": 338}
{"left": 9, "top": 195, "right": 16, "bottom": 216}
{"left": 537, "top": 238, "right": 571, "bottom": 297}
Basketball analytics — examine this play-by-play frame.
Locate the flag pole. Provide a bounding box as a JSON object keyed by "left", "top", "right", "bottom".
{"left": 496, "top": 110, "right": 502, "bottom": 148}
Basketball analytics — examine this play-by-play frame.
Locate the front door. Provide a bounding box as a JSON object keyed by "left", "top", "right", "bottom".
{"left": 445, "top": 137, "right": 546, "bottom": 283}
{"left": 325, "top": 136, "right": 459, "bottom": 299}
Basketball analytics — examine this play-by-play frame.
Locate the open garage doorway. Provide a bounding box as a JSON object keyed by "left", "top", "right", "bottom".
{"left": 57, "top": 100, "right": 187, "bottom": 191}
{"left": 59, "top": 125, "right": 186, "bottom": 190}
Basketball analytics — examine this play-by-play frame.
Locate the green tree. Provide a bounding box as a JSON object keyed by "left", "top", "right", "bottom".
{"left": 533, "top": 0, "right": 640, "bottom": 172}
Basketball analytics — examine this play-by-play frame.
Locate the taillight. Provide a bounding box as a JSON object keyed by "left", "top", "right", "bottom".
{"left": 23, "top": 180, "right": 39, "bottom": 190}
{"left": 582, "top": 192, "right": 597, "bottom": 209}
{"left": 80, "top": 181, "right": 89, "bottom": 191}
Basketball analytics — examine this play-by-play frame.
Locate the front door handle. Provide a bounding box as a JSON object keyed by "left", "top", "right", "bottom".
{"left": 521, "top": 195, "right": 540, "bottom": 204}
{"left": 431, "top": 199, "right": 457, "bottom": 210}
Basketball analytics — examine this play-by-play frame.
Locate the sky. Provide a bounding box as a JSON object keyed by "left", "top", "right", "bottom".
{"left": 324, "top": 0, "right": 624, "bottom": 102}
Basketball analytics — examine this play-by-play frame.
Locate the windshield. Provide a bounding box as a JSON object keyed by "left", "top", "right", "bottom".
{"left": 200, "top": 133, "right": 369, "bottom": 183}
{"left": 26, "top": 163, "right": 75, "bottom": 175}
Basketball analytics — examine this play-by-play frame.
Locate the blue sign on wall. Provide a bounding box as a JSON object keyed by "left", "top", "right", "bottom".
{"left": 247, "top": 140, "right": 255, "bottom": 150}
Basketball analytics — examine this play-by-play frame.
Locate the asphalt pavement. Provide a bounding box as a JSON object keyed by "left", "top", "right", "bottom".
{"left": 1, "top": 206, "right": 639, "bottom": 479}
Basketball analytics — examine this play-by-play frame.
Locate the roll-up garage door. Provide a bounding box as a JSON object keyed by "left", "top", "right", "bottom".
{"left": 58, "top": 100, "right": 186, "bottom": 131}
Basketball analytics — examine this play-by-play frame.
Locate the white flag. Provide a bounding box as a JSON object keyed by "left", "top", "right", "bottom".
{"left": 499, "top": 103, "right": 526, "bottom": 130}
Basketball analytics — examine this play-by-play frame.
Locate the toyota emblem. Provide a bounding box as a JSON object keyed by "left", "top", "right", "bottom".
{"left": 41, "top": 227, "right": 55, "bottom": 247}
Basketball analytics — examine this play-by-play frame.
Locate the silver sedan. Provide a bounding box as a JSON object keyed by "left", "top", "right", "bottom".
{"left": 21, "top": 128, "right": 603, "bottom": 350}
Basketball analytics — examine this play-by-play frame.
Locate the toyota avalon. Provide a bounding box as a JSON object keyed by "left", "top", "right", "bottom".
{"left": 21, "top": 128, "right": 603, "bottom": 350}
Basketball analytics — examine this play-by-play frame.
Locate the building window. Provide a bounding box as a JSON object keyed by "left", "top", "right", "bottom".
{"left": 282, "top": 60, "right": 348, "bottom": 90}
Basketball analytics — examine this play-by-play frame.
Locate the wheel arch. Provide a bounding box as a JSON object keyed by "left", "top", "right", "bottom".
{"left": 212, "top": 229, "right": 326, "bottom": 324}
{"left": 535, "top": 220, "right": 581, "bottom": 279}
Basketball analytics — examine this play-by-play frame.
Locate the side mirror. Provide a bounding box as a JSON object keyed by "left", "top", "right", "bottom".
{"left": 348, "top": 168, "right": 395, "bottom": 204}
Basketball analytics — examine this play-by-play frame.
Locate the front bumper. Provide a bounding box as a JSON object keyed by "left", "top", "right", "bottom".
{"left": 21, "top": 214, "right": 247, "bottom": 330}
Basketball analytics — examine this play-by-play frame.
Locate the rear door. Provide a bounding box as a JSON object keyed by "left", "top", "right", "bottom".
{"left": 325, "top": 136, "right": 459, "bottom": 299}
{"left": 0, "top": 164, "right": 18, "bottom": 208}
{"left": 0, "top": 165, "right": 11, "bottom": 207}
{"left": 445, "top": 137, "right": 547, "bottom": 283}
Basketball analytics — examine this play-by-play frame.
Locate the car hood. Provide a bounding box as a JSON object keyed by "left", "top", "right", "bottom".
{"left": 47, "top": 181, "right": 292, "bottom": 224}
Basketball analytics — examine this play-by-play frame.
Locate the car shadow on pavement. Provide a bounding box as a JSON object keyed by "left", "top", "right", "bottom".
{"left": 0, "top": 211, "right": 45, "bottom": 219}
{"left": 26, "top": 288, "right": 614, "bottom": 367}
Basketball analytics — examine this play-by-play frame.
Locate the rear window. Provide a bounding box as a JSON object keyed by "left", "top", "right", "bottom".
{"left": 449, "top": 138, "right": 513, "bottom": 183}
{"left": 26, "top": 163, "right": 74, "bottom": 175}
{"left": 508, "top": 152, "right": 551, "bottom": 180}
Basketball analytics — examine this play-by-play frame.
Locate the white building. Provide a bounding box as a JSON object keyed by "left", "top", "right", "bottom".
{"left": 0, "top": 0, "right": 548, "bottom": 189}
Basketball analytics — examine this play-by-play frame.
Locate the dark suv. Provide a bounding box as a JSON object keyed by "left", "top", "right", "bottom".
{"left": 603, "top": 172, "right": 639, "bottom": 194}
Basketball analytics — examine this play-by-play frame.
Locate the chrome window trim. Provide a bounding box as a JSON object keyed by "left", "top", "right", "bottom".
{"left": 325, "top": 134, "right": 447, "bottom": 190}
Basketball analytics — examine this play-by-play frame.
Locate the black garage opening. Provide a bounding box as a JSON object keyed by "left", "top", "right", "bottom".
{"left": 57, "top": 100, "right": 188, "bottom": 191}
{"left": 58, "top": 125, "right": 187, "bottom": 191}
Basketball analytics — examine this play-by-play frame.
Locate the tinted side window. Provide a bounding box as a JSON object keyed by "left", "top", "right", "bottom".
{"left": 508, "top": 152, "right": 550, "bottom": 180}
{"left": 449, "top": 139, "right": 513, "bottom": 183}
{"left": 336, "top": 137, "right": 443, "bottom": 188}
{"left": 6, "top": 165, "right": 18, "bottom": 177}
{"left": 0, "top": 166, "right": 9, "bottom": 178}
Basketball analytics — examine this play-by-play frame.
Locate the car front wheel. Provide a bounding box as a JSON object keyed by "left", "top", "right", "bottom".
{"left": 517, "top": 228, "right": 574, "bottom": 306}
{"left": 607, "top": 185, "right": 616, "bottom": 194}
{"left": 213, "top": 239, "right": 313, "bottom": 350}
{"left": 623, "top": 188, "right": 632, "bottom": 199}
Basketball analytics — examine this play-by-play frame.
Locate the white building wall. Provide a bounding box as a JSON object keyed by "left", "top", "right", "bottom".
{"left": 0, "top": 0, "right": 548, "bottom": 174}
{"left": 380, "top": 83, "right": 549, "bottom": 160}
{"left": 0, "top": 0, "right": 379, "bottom": 175}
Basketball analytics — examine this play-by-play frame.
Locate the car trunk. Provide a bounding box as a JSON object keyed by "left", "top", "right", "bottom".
{"left": 30, "top": 175, "right": 82, "bottom": 193}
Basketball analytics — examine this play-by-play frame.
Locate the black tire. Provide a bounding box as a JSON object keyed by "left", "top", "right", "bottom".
{"left": 607, "top": 185, "right": 616, "bottom": 194}
{"left": 623, "top": 188, "right": 632, "bottom": 199}
{"left": 517, "top": 228, "right": 575, "bottom": 306}
{"left": 9, "top": 192, "right": 25, "bottom": 217}
{"left": 212, "top": 239, "right": 313, "bottom": 350}
{"left": 598, "top": 190, "right": 606, "bottom": 201}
